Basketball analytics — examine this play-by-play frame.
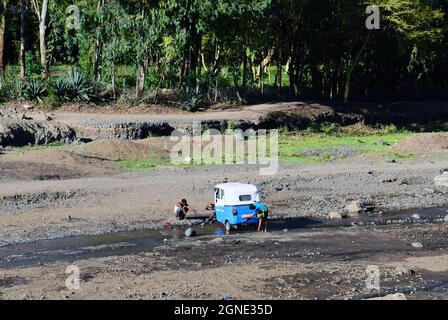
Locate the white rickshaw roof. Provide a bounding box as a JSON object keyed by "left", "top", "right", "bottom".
{"left": 215, "top": 183, "right": 260, "bottom": 206}
{"left": 215, "top": 183, "right": 259, "bottom": 194}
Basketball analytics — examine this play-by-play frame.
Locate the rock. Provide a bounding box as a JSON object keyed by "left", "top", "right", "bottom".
{"left": 444, "top": 215, "right": 448, "bottom": 223}
{"left": 369, "top": 293, "right": 407, "bottom": 300}
{"left": 185, "top": 228, "right": 196, "bottom": 237}
{"left": 345, "top": 200, "right": 367, "bottom": 216}
{"left": 434, "top": 172, "right": 448, "bottom": 187}
{"left": 394, "top": 264, "right": 412, "bottom": 276}
{"left": 31, "top": 113, "right": 53, "bottom": 122}
{"left": 411, "top": 242, "right": 423, "bottom": 248}
{"left": 23, "top": 103, "right": 34, "bottom": 110}
{"left": 412, "top": 214, "right": 421, "bottom": 220}
{"left": 328, "top": 211, "right": 343, "bottom": 220}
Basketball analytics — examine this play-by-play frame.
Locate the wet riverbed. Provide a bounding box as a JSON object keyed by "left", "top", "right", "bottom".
{"left": 0, "top": 206, "right": 447, "bottom": 270}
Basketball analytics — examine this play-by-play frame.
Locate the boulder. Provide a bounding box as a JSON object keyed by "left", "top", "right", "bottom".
{"left": 394, "top": 264, "right": 413, "bottom": 276}
{"left": 411, "top": 242, "right": 423, "bottom": 248}
{"left": 369, "top": 293, "right": 407, "bottom": 300}
{"left": 185, "top": 228, "right": 196, "bottom": 237}
{"left": 444, "top": 215, "right": 448, "bottom": 223}
{"left": 328, "top": 211, "right": 343, "bottom": 220}
{"left": 434, "top": 172, "right": 448, "bottom": 187}
{"left": 412, "top": 214, "right": 421, "bottom": 220}
{"left": 345, "top": 200, "right": 367, "bottom": 217}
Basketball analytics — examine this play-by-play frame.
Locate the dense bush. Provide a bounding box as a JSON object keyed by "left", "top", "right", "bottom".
{"left": 55, "top": 71, "right": 92, "bottom": 102}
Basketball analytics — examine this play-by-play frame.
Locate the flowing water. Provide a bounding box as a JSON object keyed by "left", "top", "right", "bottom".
{"left": 0, "top": 206, "right": 446, "bottom": 269}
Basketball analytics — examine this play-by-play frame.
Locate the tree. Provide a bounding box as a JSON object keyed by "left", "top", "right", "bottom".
{"left": 0, "top": 0, "right": 9, "bottom": 86}
{"left": 31, "top": 0, "right": 50, "bottom": 80}
{"left": 19, "top": 0, "right": 27, "bottom": 80}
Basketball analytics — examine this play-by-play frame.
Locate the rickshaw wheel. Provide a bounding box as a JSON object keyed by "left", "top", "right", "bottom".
{"left": 225, "top": 221, "right": 231, "bottom": 232}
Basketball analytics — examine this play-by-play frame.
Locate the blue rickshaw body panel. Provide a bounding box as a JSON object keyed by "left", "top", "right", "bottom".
{"left": 216, "top": 202, "right": 267, "bottom": 226}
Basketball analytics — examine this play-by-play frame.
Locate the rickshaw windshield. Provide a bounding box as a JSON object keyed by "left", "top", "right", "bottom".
{"left": 239, "top": 195, "right": 252, "bottom": 201}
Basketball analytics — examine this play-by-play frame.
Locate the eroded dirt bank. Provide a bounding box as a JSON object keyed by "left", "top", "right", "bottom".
{"left": 3, "top": 101, "right": 448, "bottom": 146}
{"left": 0, "top": 222, "right": 447, "bottom": 300}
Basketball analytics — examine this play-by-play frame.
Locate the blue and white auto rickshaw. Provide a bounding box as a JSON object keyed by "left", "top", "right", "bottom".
{"left": 214, "top": 183, "right": 268, "bottom": 231}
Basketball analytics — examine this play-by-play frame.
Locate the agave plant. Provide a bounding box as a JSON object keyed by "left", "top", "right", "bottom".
{"left": 54, "top": 78, "right": 67, "bottom": 98}
{"left": 12, "top": 80, "right": 27, "bottom": 100}
{"left": 64, "top": 71, "right": 92, "bottom": 102}
{"left": 23, "top": 80, "right": 47, "bottom": 102}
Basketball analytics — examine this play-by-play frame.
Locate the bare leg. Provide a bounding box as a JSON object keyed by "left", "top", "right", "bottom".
{"left": 257, "top": 219, "right": 262, "bottom": 232}
{"left": 264, "top": 220, "right": 268, "bottom": 233}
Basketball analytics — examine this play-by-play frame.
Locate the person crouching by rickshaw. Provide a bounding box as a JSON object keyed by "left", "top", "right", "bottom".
{"left": 174, "top": 199, "right": 196, "bottom": 225}
{"left": 202, "top": 203, "right": 216, "bottom": 226}
{"left": 256, "top": 206, "right": 269, "bottom": 232}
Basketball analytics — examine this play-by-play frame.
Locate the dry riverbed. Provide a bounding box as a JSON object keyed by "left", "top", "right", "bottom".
{"left": 1, "top": 149, "right": 448, "bottom": 247}
{"left": 1, "top": 222, "right": 447, "bottom": 300}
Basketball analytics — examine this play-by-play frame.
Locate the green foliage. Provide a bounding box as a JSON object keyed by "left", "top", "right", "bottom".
{"left": 43, "top": 85, "right": 62, "bottom": 109}
{"left": 23, "top": 80, "right": 47, "bottom": 102}
{"left": 25, "top": 53, "right": 43, "bottom": 80}
{"left": 1, "top": 0, "right": 447, "bottom": 103}
{"left": 55, "top": 71, "right": 92, "bottom": 102}
{"left": 12, "top": 80, "right": 27, "bottom": 100}
{"left": 179, "top": 92, "right": 207, "bottom": 112}
{"left": 10, "top": 79, "right": 48, "bottom": 103}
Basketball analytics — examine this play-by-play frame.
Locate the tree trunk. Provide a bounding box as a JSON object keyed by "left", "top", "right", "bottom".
{"left": 39, "top": 23, "right": 48, "bottom": 79}
{"left": 20, "top": 0, "right": 27, "bottom": 80}
{"left": 242, "top": 46, "right": 248, "bottom": 92}
{"left": 40, "top": 0, "right": 49, "bottom": 80}
{"left": 135, "top": 8, "right": 146, "bottom": 97}
{"left": 136, "top": 58, "right": 148, "bottom": 97}
{"left": 344, "top": 32, "right": 372, "bottom": 103}
{"left": 277, "top": 48, "right": 282, "bottom": 93}
{"left": 0, "top": 0, "right": 8, "bottom": 85}
{"left": 111, "top": 63, "right": 116, "bottom": 99}
{"left": 31, "top": 0, "right": 49, "bottom": 80}
{"left": 288, "top": 43, "right": 296, "bottom": 97}
{"left": 93, "top": 0, "right": 104, "bottom": 83}
{"left": 196, "top": 33, "right": 202, "bottom": 94}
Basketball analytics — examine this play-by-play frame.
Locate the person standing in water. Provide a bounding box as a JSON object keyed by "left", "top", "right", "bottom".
{"left": 256, "top": 205, "right": 269, "bottom": 232}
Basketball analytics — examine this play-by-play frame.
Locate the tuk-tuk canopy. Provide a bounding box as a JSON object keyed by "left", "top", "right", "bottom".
{"left": 214, "top": 183, "right": 260, "bottom": 206}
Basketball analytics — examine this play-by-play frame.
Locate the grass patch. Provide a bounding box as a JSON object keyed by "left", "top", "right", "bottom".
{"left": 12, "top": 142, "right": 69, "bottom": 152}
{"left": 278, "top": 131, "right": 415, "bottom": 164}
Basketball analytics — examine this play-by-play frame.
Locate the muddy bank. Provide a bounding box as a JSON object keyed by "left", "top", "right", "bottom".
{"left": 3, "top": 100, "right": 448, "bottom": 147}
{"left": 1, "top": 206, "right": 447, "bottom": 270}
{"left": 0, "top": 221, "right": 447, "bottom": 300}
{"left": 0, "top": 120, "right": 75, "bottom": 147}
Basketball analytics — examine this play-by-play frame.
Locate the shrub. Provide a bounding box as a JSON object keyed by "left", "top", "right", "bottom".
{"left": 42, "top": 85, "right": 62, "bottom": 109}
{"left": 55, "top": 70, "right": 92, "bottom": 102}
{"left": 179, "top": 92, "right": 206, "bottom": 112}
{"left": 23, "top": 79, "right": 47, "bottom": 102}
{"left": 12, "top": 80, "right": 27, "bottom": 100}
